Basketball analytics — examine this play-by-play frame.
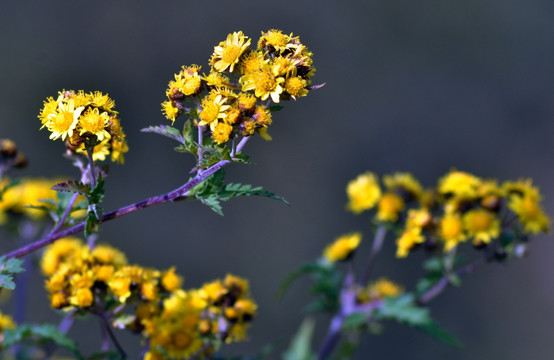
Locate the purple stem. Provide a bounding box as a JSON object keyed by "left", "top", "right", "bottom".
{"left": 4, "top": 159, "right": 231, "bottom": 259}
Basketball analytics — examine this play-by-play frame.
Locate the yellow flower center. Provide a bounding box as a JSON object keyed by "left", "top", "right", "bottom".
{"left": 285, "top": 77, "right": 306, "bottom": 96}
{"left": 468, "top": 211, "right": 493, "bottom": 231}
{"left": 522, "top": 198, "right": 539, "bottom": 217}
{"left": 442, "top": 216, "right": 462, "bottom": 238}
{"left": 173, "top": 331, "right": 192, "bottom": 349}
{"left": 266, "top": 32, "right": 288, "bottom": 47}
{"left": 221, "top": 44, "right": 242, "bottom": 63}
{"left": 255, "top": 70, "right": 277, "bottom": 92}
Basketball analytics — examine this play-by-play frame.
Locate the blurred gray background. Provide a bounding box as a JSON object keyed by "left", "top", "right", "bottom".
{"left": 0, "top": 1, "right": 553, "bottom": 359}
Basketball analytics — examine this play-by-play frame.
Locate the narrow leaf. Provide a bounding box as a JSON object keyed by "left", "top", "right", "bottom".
{"left": 282, "top": 318, "right": 316, "bottom": 360}
{"left": 141, "top": 125, "right": 186, "bottom": 145}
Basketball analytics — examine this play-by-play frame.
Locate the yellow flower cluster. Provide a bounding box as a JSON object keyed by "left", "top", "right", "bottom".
{"left": 323, "top": 232, "right": 362, "bottom": 264}
{"left": 162, "top": 29, "right": 315, "bottom": 144}
{"left": 39, "top": 90, "right": 128, "bottom": 163}
{"left": 345, "top": 170, "right": 550, "bottom": 258}
{"left": 356, "top": 277, "right": 404, "bottom": 304}
{"left": 0, "top": 177, "right": 85, "bottom": 224}
{"left": 42, "top": 238, "right": 257, "bottom": 359}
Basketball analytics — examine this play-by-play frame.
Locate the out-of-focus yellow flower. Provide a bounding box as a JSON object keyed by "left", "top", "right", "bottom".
{"left": 439, "top": 212, "right": 467, "bottom": 252}
{"left": 396, "top": 227, "right": 425, "bottom": 258}
{"left": 463, "top": 209, "right": 501, "bottom": 246}
{"left": 346, "top": 172, "right": 382, "bottom": 214}
{"left": 376, "top": 192, "right": 405, "bottom": 222}
{"left": 323, "top": 232, "right": 362, "bottom": 264}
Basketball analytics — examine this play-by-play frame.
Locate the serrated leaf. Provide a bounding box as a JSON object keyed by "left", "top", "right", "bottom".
{"left": 141, "top": 125, "right": 186, "bottom": 145}
{"left": 218, "top": 183, "right": 289, "bottom": 205}
{"left": 85, "top": 210, "right": 99, "bottom": 237}
{"left": 52, "top": 180, "right": 90, "bottom": 195}
{"left": 200, "top": 194, "right": 223, "bottom": 216}
{"left": 418, "top": 320, "right": 462, "bottom": 347}
{"left": 89, "top": 174, "right": 105, "bottom": 204}
{"left": 4, "top": 324, "right": 83, "bottom": 358}
{"left": 282, "top": 318, "right": 316, "bottom": 360}
{"left": 376, "top": 294, "right": 430, "bottom": 326}
{"left": 0, "top": 274, "right": 16, "bottom": 290}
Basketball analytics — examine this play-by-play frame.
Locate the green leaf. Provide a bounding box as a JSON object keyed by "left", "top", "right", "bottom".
{"left": 218, "top": 183, "right": 289, "bottom": 205}
{"left": 422, "top": 257, "right": 444, "bottom": 273}
{"left": 0, "top": 257, "right": 25, "bottom": 290}
{"left": 343, "top": 312, "right": 369, "bottom": 329}
{"left": 269, "top": 105, "right": 285, "bottom": 112}
{"left": 282, "top": 318, "right": 317, "bottom": 360}
{"left": 4, "top": 323, "right": 83, "bottom": 358}
{"left": 141, "top": 125, "right": 186, "bottom": 145}
{"left": 376, "top": 294, "right": 430, "bottom": 326}
{"left": 51, "top": 180, "right": 90, "bottom": 195}
{"left": 89, "top": 174, "right": 105, "bottom": 205}
{"left": 85, "top": 210, "right": 99, "bottom": 237}
{"left": 200, "top": 194, "right": 223, "bottom": 216}
{"left": 418, "top": 320, "right": 462, "bottom": 348}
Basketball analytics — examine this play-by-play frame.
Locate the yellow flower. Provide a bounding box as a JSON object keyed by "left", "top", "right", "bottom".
{"left": 258, "top": 29, "right": 291, "bottom": 53}
{"left": 78, "top": 107, "right": 111, "bottom": 141}
{"left": 198, "top": 92, "right": 231, "bottom": 129}
{"left": 45, "top": 99, "right": 84, "bottom": 141}
{"left": 438, "top": 170, "right": 482, "bottom": 198}
{"left": 202, "top": 280, "right": 227, "bottom": 303}
{"left": 162, "top": 266, "right": 183, "bottom": 292}
{"left": 252, "top": 105, "right": 272, "bottom": 127}
{"left": 439, "top": 212, "right": 467, "bottom": 252}
{"left": 88, "top": 91, "right": 116, "bottom": 111}
{"left": 212, "top": 122, "right": 233, "bottom": 144}
{"left": 395, "top": 227, "right": 425, "bottom": 258}
{"left": 161, "top": 101, "right": 178, "bottom": 124}
{"left": 323, "top": 232, "right": 362, "bottom": 264}
{"left": 76, "top": 139, "right": 110, "bottom": 161}
{"left": 376, "top": 192, "right": 405, "bottom": 222}
{"left": 368, "top": 278, "right": 403, "bottom": 299}
{"left": 223, "top": 274, "right": 249, "bottom": 295}
{"left": 108, "top": 275, "right": 132, "bottom": 303}
{"left": 346, "top": 172, "right": 381, "bottom": 214}
{"left": 240, "top": 66, "right": 285, "bottom": 103}
{"left": 383, "top": 172, "right": 424, "bottom": 201}
{"left": 69, "top": 288, "right": 94, "bottom": 308}
{"left": 110, "top": 137, "right": 129, "bottom": 164}
{"left": 41, "top": 237, "right": 84, "bottom": 276}
{"left": 92, "top": 244, "right": 128, "bottom": 266}
{"left": 211, "top": 31, "right": 251, "bottom": 73}
{"left": 204, "top": 71, "right": 230, "bottom": 87}
{"left": 0, "top": 312, "right": 16, "bottom": 332}
{"left": 463, "top": 209, "right": 501, "bottom": 245}
{"left": 284, "top": 76, "right": 308, "bottom": 99}
{"left": 237, "top": 93, "right": 257, "bottom": 112}
{"left": 38, "top": 96, "right": 58, "bottom": 125}
{"left": 508, "top": 194, "right": 550, "bottom": 234}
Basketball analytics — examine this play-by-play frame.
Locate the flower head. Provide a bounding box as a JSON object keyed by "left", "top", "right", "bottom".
{"left": 346, "top": 172, "right": 382, "bottom": 214}
{"left": 211, "top": 31, "right": 251, "bottom": 73}
{"left": 323, "top": 232, "right": 362, "bottom": 264}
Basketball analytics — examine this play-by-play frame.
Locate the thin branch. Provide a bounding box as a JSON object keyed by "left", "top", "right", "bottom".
{"left": 359, "top": 224, "right": 387, "bottom": 285}
{"left": 50, "top": 192, "right": 80, "bottom": 234}
{"left": 417, "top": 257, "right": 489, "bottom": 305}
{"left": 4, "top": 159, "right": 231, "bottom": 259}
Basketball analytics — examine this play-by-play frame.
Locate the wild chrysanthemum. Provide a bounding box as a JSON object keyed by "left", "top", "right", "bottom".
{"left": 396, "top": 227, "right": 425, "bottom": 258}
{"left": 323, "top": 232, "right": 362, "bottom": 264}
{"left": 439, "top": 212, "right": 467, "bottom": 252}
{"left": 346, "top": 172, "right": 382, "bottom": 214}
{"left": 45, "top": 99, "right": 84, "bottom": 141}
{"left": 240, "top": 66, "right": 284, "bottom": 103}
{"left": 376, "top": 192, "right": 405, "bottom": 222}
{"left": 463, "top": 209, "right": 501, "bottom": 245}
{"left": 211, "top": 31, "right": 251, "bottom": 73}
{"left": 508, "top": 194, "right": 550, "bottom": 234}
{"left": 78, "top": 107, "right": 111, "bottom": 140}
